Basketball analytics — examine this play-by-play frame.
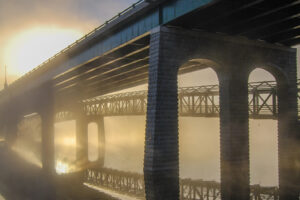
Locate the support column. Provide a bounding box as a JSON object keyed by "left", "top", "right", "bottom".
{"left": 40, "top": 103, "right": 55, "bottom": 175}
{"left": 219, "top": 68, "right": 250, "bottom": 200}
{"left": 144, "top": 27, "right": 179, "bottom": 200}
{"left": 97, "top": 116, "right": 105, "bottom": 167}
{"left": 277, "top": 79, "right": 299, "bottom": 199}
{"left": 76, "top": 109, "right": 88, "bottom": 167}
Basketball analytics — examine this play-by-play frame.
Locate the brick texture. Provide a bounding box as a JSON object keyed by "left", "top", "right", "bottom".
{"left": 144, "top": 26, "right": 299, "bottom": 200}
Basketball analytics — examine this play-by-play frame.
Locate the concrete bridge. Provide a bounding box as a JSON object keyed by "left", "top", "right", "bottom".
{"left": 0, "top": 0, "right": 299, "bottom": 199}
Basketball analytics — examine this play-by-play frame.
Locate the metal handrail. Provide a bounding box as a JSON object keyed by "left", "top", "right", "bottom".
{"left": 9, "top": 0, "right": 145, "bottom": 87}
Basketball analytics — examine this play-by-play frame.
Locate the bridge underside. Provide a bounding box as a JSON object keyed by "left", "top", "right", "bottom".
{"left": 169, "top": 0, "right": 300, "bottom": 46}
{"left": 53, "top": 33, "right": 217, "bottom": 110}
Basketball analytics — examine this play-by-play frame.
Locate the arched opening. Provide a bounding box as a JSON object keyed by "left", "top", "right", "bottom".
{"left": 178, "top": 59, "right": 221, "bottom": 197}
{"left": 248, "top": 68, "right": 278, "bottom": 187}
{"left": 84, "top": 83, "right": 148, "bottom": 199}
{"left": 88, "top": 122, "right": 98, "bottom": 162}
{"left": 12, "top": 113, "right": 42, "bottom": 168}
{"left": 54, "top": 120, "right": 76, "bottom": 174}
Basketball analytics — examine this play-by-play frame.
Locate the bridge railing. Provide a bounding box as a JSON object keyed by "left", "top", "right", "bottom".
{"left": 84, "top": 168, "right": 281, "bottom": 200}
{"left": 6, "top": 0, "right": 145, "bottom": 89}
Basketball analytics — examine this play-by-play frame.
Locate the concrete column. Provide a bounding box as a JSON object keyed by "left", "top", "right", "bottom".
{"left": 76, "top": 110, "right": 88, "bottom": 167}
{"left": 144, "top": 28, "right": 179, "bottom": 200}
{"left": 219, "top": 69, "right": 250, "bottom": 200}
{"left": 40, "top": 104, "right": 55, "bottom": 176}
{"left": 97, "top": 116, "right": 105, "bottom": 167}
{"left": 277, "top": 77, "right": 299, "bottom": 199}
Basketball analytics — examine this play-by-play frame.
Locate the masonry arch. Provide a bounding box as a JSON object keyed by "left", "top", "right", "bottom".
{"left": 248, "top": 67, "right": 279, "bottom": 187}
{"left": 247, "top": 61, "right": 299, "bottom": 198}
{"left": 178, "top": 58, "right": 221, "bottom": 190}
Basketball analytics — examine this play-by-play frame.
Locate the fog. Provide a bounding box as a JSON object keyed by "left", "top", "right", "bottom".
{"left": 0, "top": 0, "right": 297, "bottom": 192}
{"left": 8, "top": 66, "right": 285, "bottom": 188}
{"left": 12, "top": 114, "right": 42, "bottom": 168}
{"left": 0, "top": 0, "right": 137, "bottom": 86}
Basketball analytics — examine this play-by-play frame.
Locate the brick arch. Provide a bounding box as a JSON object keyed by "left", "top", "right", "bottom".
{"left": 179, "top": 58, "right": 221, "bottom": 74}
{"left": 246, "top": 62, "right": 289, "bottom": 87}
{"left": 247, "top": 62, "right": 299, "bottom": 198}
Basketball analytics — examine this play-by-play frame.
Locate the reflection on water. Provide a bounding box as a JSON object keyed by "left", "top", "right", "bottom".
{"left": 56, "top": 160, "right": 70, "bottom": 174}
{"left": 13, "top": 114, "right": 42, "bottom": 168}
{"left": 84, "top": 183, "right": 139, "bottom": 200}
{"left": 104, "top": 116, "right": 278, "bottom": 187}
{"left": 11, "top": 146, "right": 42, "bottom": 168}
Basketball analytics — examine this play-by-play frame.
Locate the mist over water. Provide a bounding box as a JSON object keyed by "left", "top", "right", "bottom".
{"left": 10, "top": 68, "right": 280, "bottom": 188}
{"left": 55, "top": 121, "right": 76, "bottom": 161}
{"left": 88, "top": 122, "right": 99, "bottom": 162}
{"left": 100, "top": 68, "right": 279, "bottom": 187}
{"left": 104, "top": 116, "right": 146, "bottom": 173}
{"left": 13, "top": 114, "right": 42, "bottom": 168}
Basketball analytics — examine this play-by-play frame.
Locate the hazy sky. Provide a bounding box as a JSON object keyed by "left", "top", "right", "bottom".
{"left": 0, "top": 0, "right": 136, "bottom": 87}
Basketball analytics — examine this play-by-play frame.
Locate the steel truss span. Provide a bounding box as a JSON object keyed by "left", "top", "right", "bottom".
{"left": 55, "top": 80, "right": 300, "bottom": 122}
{"left": 84, "top": 168, "right": 281, "bottom": 200}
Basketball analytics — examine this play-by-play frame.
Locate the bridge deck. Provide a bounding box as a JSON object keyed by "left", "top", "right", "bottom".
{"left": 0, "top": 0, "right": 299, "bottom": 115}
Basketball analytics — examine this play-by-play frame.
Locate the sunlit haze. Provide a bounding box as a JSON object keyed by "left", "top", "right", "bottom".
{"left": 4, "top": 27, "right": 83, "bottom": 76}
{"left": 0, "top": 0, "right": 299, "bottom": 199}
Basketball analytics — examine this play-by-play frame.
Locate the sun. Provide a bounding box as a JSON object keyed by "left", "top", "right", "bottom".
{"left": 4, "top": 27, "right": 83, "bottom": 76}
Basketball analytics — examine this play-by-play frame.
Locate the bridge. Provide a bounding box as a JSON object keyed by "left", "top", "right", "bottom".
{"left": 0, "top": 0, "right": 299, "bottom": 199}
{"left": 54, "top": 79, "right": 300, "bottom": 121}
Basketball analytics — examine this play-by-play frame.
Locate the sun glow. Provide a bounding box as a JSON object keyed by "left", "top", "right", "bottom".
{"left": 56, "top": 160, "right": 69, "bottom": 174}
{"left": 4, "top": 27, "right": 83, "bottom": 76}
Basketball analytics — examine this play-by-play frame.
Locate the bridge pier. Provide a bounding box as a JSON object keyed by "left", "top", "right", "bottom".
{"left": 39, "top": 90, "right": 56, "bottom": 176}
{"left": 276, "top": 62, "right": 300, "bottom": 199}
{"left": 219, "top": 68, "right": 250, "bottom": 200}
{"left": 144, "top": 27, "right": 180, "bottom": 200}
{"left": 76, "top": 109, "right": 88, "bottom": 168}
{"left": 144, "top": 26, "right": 299, "bottom": 200}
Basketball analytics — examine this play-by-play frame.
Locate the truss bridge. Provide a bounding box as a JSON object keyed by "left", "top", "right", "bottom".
{"left": 55, "top": 80, "right": 300, "bottom": 122}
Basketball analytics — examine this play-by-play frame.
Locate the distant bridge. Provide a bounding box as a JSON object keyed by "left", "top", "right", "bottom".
{"left": 56, "top": 80, "right": 300, "bottom": 122}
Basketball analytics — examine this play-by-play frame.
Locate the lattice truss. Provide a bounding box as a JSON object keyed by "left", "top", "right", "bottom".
{"left": 85, "top": 168, "right": 145, "bottom": 199}
{"left": 57, "top": 80, "right": 300, "bottom": 122}
{"left": 55, "top": 111, "right": 75, "bottom": 122}
{"left": 83, "top": 91, "right": 147, "bottom": 116}
{"left": 84, "top": 168, "right": 280, "bottom": 200}
{"left": 248, "top": 81, "right": 278, "bottom": 119}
